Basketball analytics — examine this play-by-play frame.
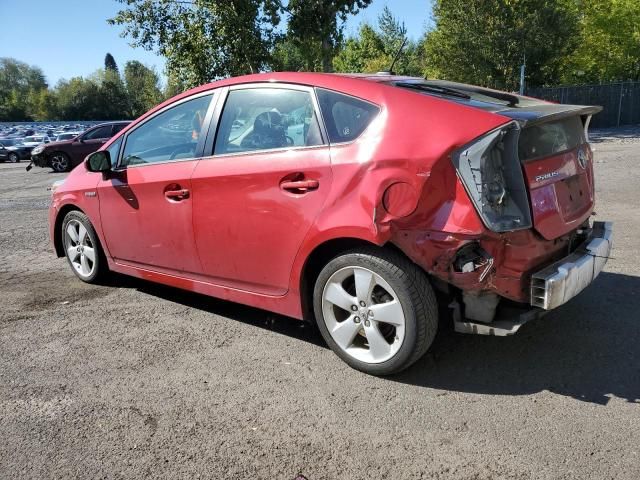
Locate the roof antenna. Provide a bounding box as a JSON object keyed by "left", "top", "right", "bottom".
{"left": 387, "top": 37, "right": 408, "bottom": 75}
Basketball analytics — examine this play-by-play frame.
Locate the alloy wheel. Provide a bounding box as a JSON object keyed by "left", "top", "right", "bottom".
{"left": 64, "top": 219, "right": 96, "bottom": 278}
{"left": 8, "top": 153, "right": 19, "bottom": 163}
{"left": 321, "top": 266, "right": 406, "bottom": 364}
{"left": 51, "top": 154, "right": 69, "bottom": 172}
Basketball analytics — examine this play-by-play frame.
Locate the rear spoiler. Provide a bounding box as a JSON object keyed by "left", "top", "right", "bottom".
{"left": 498, "top": 104, "right": 603, "bottom": 127}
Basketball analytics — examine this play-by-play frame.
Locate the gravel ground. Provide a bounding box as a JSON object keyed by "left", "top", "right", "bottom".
{"left": 1, "top": 129, "right": 639, "bottom": 479}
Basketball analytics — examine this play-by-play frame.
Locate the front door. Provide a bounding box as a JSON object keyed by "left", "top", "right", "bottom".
{"left": 97, "top": 93, "right": 214, "bottom": 274}
{"left": 191, "top": 85, "right": 332, "bottom": 295}
{"left": 73, "top": 124, "right": 114, "bottom": 161}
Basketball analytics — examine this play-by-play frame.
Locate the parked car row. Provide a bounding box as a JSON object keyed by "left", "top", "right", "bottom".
{"left": 0, "top": 122, "right": 90, "bottom": 141}
{"left": 0, "top": 122, "right": 130, "bottom": 172}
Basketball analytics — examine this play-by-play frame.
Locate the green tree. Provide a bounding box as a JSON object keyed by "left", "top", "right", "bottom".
{"left": 424, "top": 0, "right": 579, "bottom": 90}
{"left": 333, "top": 7, "right": 423, "bottom": 75}
{"left": 124, "top": 60, "right": 164, "bottom": 118}
{"left": 105, "top": 52, "right": 119, "bottom": 73}
{"left": 334, "top": 24, "right": 385, "bottom": 72}
{"left": 285, "top": 0, "right": 373, "bottom": 72}
{"left": 97, "top": 69, "right": 130, "bottom": 120}
{"left": 55, "top": 77, "right": 103, "bottom": 120}
{"left": 0, "top": 57, "right": 48, "bottom": 121}
{"left": 562, "top": 0, "right": 640, "bottom": 83}
{"left": 272, "top": 36, "right": 322, "bottom": 72}
{"left": 109, "top": 0, "right": 282, "bottom": 88}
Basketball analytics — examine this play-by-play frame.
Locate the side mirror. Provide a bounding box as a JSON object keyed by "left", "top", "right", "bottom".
{"left": 86, "top": 151, "right": 111, "bottom": 173}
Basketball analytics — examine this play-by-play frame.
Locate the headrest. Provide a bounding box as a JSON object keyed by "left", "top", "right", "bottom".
{"left": 253, "top": 111, "right": 283, "bottom": 135}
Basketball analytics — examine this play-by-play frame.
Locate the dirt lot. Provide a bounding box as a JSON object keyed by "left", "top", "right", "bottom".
{"left": 1, "top": 131, "right": 639, "bottom": 480}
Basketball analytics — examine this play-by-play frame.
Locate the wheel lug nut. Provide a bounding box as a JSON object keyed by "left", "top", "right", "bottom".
{"left": 350, "top": 305, "right": 358, "bottom": 311}
{"left": 359, "top": 301, "right": 366, "bottom": 307}
{"left": 368, "top": 310, "right": 373, "bottom": 317}
{"left": 364, "top": 320, "right": 370, "bottom": 327}
{"left": 354, "top": 316, "right": 361, "bottom": 323}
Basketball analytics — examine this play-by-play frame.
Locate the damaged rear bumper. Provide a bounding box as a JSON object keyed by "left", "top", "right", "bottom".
{"left": 530, "top": 221, "right": 613, "bottom": 310}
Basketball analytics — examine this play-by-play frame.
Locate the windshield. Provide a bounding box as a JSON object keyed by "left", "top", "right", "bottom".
{"left": 57, "top": 133, "right": 76, "bottom": 141}
{"left": 23, "top": 136, "right": 44, "bottom": 143}
{"left": 0, "top": 139, "right": 20, "bottom": 146}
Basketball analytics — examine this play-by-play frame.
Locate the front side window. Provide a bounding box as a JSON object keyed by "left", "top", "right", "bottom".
{"left": 316, "top": 88, "right": 380, "bottom": 143}
{"left": 84, "top": 126, "right": 113, "bottom": 140}
{"left": 121, "top": 94, "right": 212, "bottom": 167}
{"left": 106, "top": 137, "right": 123, "bottom": 167}
{"left": 214, "top": 88, "right": 323, "bottom": 155}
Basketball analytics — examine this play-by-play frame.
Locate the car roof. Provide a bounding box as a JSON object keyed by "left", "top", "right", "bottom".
{"left": 90, "top": 121, "right": 131, "bottom": 128}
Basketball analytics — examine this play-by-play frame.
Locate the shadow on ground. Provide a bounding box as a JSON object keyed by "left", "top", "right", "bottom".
{"left": 394, "top": 272, "right": 640, "bottom": 405}
{"left": 107, "top": 271, "right": 640, "bottom": 406}
{"left": 104, "top": 272, "right": 326, "bottom": 348}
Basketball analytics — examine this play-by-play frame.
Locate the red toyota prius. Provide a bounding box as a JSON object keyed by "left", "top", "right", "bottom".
{"left": 49, "top": 72, "right": 612, "bottom": 375}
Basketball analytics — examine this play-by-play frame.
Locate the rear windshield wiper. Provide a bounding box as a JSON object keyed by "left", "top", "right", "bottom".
{"left": 394, "top": 82, "right": 472, "bottom": 100}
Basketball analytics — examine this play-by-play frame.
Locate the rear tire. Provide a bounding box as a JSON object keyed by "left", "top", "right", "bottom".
{"left": 61, "top": 211, "right": 107, "bottom": 283}
{"left": 50, "top": 152, "right": 70, "bottom": 172}
{"left": 8, "top": 152, "right": 19, "bottom": 163}
{"left": 313, "top": 247, "right": 438, "bottom": 375}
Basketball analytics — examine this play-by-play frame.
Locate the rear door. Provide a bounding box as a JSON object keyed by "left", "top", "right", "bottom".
{"left": 191, "top": 84, "right": 332, "bottom": 295}
{"left": 97, "top": 92, "right": 216, "bottom": 274}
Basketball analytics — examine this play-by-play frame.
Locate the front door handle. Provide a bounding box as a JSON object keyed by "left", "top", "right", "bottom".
{"left": 164, "top": 188, "right": 190, "bottom": 201}
{"left": 280, "top": 179, "right": 319, "bottom": 193}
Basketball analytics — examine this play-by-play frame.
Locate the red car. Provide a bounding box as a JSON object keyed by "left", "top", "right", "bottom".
{"left": 49, "top": 73, "right": 612, "bottom": 375}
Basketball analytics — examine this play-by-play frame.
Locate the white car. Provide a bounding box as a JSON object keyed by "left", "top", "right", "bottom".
{"left": 20, "top": 135, "right": 51, "bottom": 148}
{"left": 55, "top": 132, "right": 82, "bottom": 142}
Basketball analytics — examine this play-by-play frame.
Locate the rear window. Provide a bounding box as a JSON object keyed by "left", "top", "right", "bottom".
{"left": 518, "top": 117, "right": 585, "bottom": 161}
{"left": 316, "top": 88, "right": 379, "bottom": 143}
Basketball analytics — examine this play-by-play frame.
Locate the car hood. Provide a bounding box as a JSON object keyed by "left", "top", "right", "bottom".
{"left": 45, "top": 140, "right": 74, "bottom": 148}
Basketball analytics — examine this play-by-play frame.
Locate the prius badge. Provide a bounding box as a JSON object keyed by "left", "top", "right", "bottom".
{"left": 535, "top": 171, "right": 559, "bottom": 182}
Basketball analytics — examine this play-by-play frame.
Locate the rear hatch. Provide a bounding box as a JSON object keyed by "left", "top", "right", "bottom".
{"left": 389, "top": 79, "right": 602, "bottom": 239}
{"left": 513, "top": 110, "right": 598, "bottom": 239}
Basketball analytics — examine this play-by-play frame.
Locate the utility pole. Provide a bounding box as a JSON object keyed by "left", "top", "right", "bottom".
{"left": 519, "top": 54, "right": 526, "bottom": 95}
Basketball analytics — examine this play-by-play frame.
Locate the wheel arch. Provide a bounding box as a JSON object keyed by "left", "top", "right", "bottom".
{"left": 53, "top": 204, "right": 85, "bottom": 257}
{"left": 298, "top": 236, "right": 415, "bottom": 323}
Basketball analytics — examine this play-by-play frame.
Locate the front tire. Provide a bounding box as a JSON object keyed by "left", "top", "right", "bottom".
{"left": 50, "top": 152, "right": 70, "bottom": 172}
{"left": 313, "top": 247, "right": 438, "bottom": 375}
{"left": 61, "top": 211, "right": 107, "bottom": 283}
{"left": 8, "top": 152, "right": 19, "bottom": 163}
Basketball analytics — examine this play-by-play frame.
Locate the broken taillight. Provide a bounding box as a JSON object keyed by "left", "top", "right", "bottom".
{"left": 451, "top": 121, "right": 532, "bottom": 232}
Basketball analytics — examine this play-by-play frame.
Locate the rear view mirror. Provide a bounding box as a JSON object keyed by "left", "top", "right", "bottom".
{"left": 86, "top": 151, "right": 111, "bottom": 173}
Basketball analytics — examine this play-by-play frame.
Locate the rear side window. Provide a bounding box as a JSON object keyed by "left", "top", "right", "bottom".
{"left": 519, "top": 117, "right": 585, "bottom": 161}
{"left": 214, "top": 88, "right": 323, "bottom": 155}
{"left": 316, "top": 88, "right": 380, "bottom": 143}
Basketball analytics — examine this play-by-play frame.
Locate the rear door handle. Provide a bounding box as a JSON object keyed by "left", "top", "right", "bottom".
{"left": 164, "top": 188, "right": 190, "bottom": 201}
{"left": 280, "top": 179, "right": 319, "bottom": 193}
